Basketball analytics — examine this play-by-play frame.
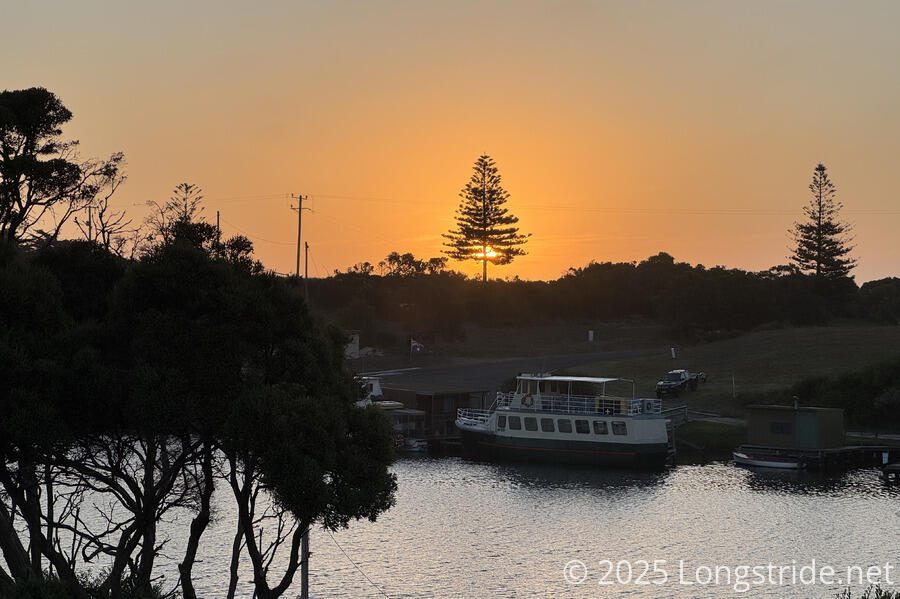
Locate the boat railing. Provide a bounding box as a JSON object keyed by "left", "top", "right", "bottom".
{"left": 495, "top": 392, "right": 661, "bottom": 416}
{"left": 456, "top": 408, "right": 492, "bottom": 425}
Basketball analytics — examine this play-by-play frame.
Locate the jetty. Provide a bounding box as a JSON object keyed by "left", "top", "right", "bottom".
{"left": 733, "top": 404, "right": 900, "bottom": 472}
{"left": 884, "top": 462, "right": 900, "bottom": 483}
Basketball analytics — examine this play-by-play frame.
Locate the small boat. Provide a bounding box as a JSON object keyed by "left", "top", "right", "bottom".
{"left": 732, "top": 450, "right": 802, "bottom": 470}
{"left": 455, "top": 373, "right": 670, "bottom": 469}
{"left": 401, "top": 437, "right": 429, "bottom": 452}
{"left": 374, "top": 400, "right": 405, "bottom": 410}
{"left": 354, "top": 376, "right": 385, "bottom": 408}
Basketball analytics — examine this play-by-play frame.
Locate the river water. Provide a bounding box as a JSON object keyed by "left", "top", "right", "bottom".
{"left": 180, "top": 457, "right": 900, "bottom": 598}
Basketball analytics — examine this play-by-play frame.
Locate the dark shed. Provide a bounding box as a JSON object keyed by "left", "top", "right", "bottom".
{"left": 746, "top": 405, "right": 844, "bottom": 449}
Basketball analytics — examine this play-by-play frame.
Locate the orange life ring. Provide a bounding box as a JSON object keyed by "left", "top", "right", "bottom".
{"left": 522, "top": 394, "right": 534, "bottom": 408}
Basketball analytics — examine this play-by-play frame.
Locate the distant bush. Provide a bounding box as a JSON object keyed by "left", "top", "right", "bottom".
{"left": 860, "top": 277, "right": 900, "bottom": 324}
{"left": 775, "top": 356, "right": 900, "bottom": 428}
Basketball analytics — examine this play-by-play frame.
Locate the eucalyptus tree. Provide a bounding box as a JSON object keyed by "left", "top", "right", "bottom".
{"left": 0, "top": 226, "right": 396, "bottom": 598}
{"left": 0, "top": 87, "right": 124, "bottom": 245}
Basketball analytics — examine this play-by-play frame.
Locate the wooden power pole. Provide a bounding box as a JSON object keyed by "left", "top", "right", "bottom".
{"left": 290, "top": 194, "right": 310, "bottom": 278}
{"left": 304, "top": 241, "right": 309, "bottom": 300}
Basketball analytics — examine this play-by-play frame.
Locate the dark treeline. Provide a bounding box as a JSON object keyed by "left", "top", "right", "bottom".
{"left": 313, "top": 252, "right": 899, "bottom": 346}
{"left": 1, "top": 86, "right": 396, "bottom": 599}
{"left": 0, "top": 233, "right": 395, "bottom": 598}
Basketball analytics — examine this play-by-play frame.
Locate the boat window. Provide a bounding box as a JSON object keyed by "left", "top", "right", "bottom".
{"left": 593, "top": 420, "right": 608, "bottom": 435}
{"left": 575, "top": 420, "right": 590, "bottom": 434}
{"left": 557, "top": 419, "right": 573, "bottom": 433}
{"left": 771, "top": 422, "right": 792, "bottom": 435}
{"left": 524, "top": 417, "right": 538, "bottom": 431}
{"left": 540, "top": 418, "right": 555, "bottom": 432}
{"left": 611, "top": 421, "right": 627, "bottom": 435}
{"left": 497, "top": 415, "right": 506, "bottom": 429}
{"left": 508, "top": 416, "right": 522, "bottom": 430}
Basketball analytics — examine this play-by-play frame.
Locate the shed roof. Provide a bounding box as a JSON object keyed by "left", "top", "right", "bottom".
{"left": 746, "top": 404, "right": 843, "bottom": 413}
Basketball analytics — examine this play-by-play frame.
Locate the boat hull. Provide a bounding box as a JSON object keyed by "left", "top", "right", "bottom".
{"left": 732, "top": 451, "right": 801, "bottom": 470}
{"left": 459, "top": 428, "right": 668, "bottom": 470}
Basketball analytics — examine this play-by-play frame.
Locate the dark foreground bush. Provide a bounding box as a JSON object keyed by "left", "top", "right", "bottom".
{"left": 836, "top": 585, "right": 900, "bottom": 599}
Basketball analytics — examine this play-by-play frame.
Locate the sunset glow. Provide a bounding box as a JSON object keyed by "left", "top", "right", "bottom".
{"left": 6, "top": 1, "right": 900, "bottom": 282}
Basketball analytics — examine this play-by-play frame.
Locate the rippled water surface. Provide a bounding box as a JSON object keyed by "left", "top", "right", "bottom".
{"left": 181, "top": 458, "right": 900, "bottom": 598}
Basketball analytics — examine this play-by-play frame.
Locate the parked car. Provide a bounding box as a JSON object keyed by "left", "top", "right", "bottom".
{"left": 655, "top": 369, "right": 705, "bottom": 398}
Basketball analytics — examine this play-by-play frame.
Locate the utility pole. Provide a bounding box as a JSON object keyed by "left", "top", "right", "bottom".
{"left": 290, "top": 194, "right": 311, "bottom": 278}
{"left": 216, "top": 210, "right": 221, "bottom": 257}
{"left": 87, "top": 205, "right": 93, "bottom": 241}
{"left": 304, "top": 241, "right": 309, "bottom": 300}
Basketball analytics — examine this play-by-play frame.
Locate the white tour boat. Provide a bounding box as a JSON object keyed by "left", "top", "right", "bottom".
{"left": 456, "top": 373, "right": 670, "bottom": 469}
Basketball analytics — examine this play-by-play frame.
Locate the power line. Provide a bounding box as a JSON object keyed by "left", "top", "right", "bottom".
{"left": 306, "top": 192, "right": 900, "bottom": 216}
{"left": 131, "top": 187, "right": 900, "bottom": 216}
{"left": 208, "top": 192, "right": 288, "bottom": 204}
{"left": 326, "top": 530, "right": 393, "bottom": 599}
{"left": 219, "top": 217, "right": 295, "bottom": 246}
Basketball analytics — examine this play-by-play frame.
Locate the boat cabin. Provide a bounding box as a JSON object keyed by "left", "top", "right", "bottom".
{"left": 503, "top": 373, "right": 660, "bottom": 416}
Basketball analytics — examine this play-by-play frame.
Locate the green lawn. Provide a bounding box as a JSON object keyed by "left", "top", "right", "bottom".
{"left": 675, "top": 421, "right": 747, "bottom": 460}
{"left": 574, "top": 325, "right": 900, "bottom": 417}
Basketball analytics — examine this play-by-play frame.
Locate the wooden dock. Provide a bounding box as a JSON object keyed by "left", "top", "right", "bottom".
{"left": 884, "top": 463, "right": 900, "bottom": 483}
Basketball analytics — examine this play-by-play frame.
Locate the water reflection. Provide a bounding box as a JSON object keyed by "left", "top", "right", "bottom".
{"left": 738, "top": 465, "right": 900, "bottom": 499}
{"left": 171, "top": 457, "right": 900, "bottom": 598}
{"left": 459, "top": 456, "right": 671, "bottom": 492}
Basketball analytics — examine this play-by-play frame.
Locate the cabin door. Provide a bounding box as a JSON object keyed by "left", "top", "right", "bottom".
{"left": 796, "top": 411, "right": 819, "bottom": 448}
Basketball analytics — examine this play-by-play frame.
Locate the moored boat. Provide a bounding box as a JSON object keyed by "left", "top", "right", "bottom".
{"left": 732, "top": 450, "right": 802, "bottom": 469}
{"left": 455, "top": 373, "right": 670, "bottom": 469}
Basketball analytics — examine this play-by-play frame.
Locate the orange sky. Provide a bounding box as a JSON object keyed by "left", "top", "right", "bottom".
{"left": 6, "top": 1, "right": 900, "bottom": 282}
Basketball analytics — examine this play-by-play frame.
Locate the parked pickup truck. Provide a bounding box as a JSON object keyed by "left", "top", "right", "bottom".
{"left": 655, "top": 369, "right": 705, "bottom": 398}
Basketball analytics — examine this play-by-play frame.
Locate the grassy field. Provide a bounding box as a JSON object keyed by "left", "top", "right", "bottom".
{"left": 675, "top": 421, "right": 747, "bottom": 461}
{"left": 572, "top": 325, "right": 900, "bottom": 417}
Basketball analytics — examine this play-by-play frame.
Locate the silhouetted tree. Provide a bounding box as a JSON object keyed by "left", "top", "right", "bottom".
{"left": 144, "top": 182, "right": 207, "bottom": 248}
{"left": 0, "top": 87, "right": 125, "bottom": 245}
{"left": 73, "top": 169, "right": 136, "bottom": 257}
{"left": 860, "top": 278, "right": 900, "bottom": 324}
{"left": 0, "top": 239, "right": 395, "bottom": 598}
{"left": 443, "top": 155, "right": 528, "bottom": 282}
{"left": 789, "top": 163, "right": 856, "bottom": 281}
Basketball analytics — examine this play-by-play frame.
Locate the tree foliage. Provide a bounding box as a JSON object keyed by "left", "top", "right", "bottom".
{"left": 0, "top": 223, "right": 396, "bottom": 598}
{"left": 144, "top": 182, "right": 206, "bottom": 248}
{"left": 789, "top": 163, "right": 856, "bottom": 281}
{"left": 0, "top": 87, "right": 125, "bottom": 246}
{"left": 312, "top": 249, "right": 880, "bottom": 350}
{"left": 443, "top": 154, "right": 528, "bottom": 282}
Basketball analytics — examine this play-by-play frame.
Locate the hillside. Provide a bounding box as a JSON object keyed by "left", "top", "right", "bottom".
{"left": 574, "top": 324, "right": 900, "bottom": 417}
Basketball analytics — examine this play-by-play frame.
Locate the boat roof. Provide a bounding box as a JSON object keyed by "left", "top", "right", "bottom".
{"left": 516, "top": 374, "right": 618, "bottom": 384}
